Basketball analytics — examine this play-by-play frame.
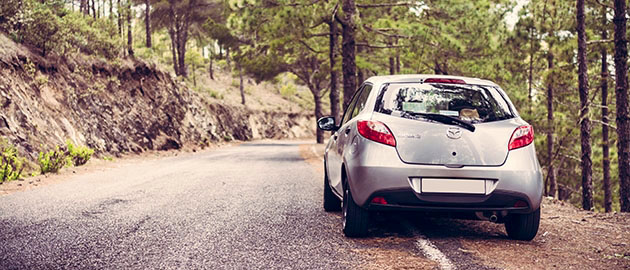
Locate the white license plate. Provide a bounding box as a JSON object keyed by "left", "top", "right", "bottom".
{"left": 421, "top": 178, "right": 486, "bottom": 194}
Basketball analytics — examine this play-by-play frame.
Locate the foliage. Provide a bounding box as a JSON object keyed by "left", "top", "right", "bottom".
{"left": 37, "top": 145, "right": 68, "bottom": 174}
{"left": 38, "top": 141, "right": 93, "bottom": 174}
{"left": 1, "top": 0, "right": 122, "bottom": 58}
{"left": 279, "top": 83, "right": 297, "bottom": 98}
{"left": 0, "top": 139, "right": 25, "bottom": 182}
{"left": 58, "top": 12, "right": 122, "bottom": 59}
{"left": 66, "top": 140, "right": 94, "bottom": 166}
{"left": 21, "top": 0, "right": 62, "bottom": 56}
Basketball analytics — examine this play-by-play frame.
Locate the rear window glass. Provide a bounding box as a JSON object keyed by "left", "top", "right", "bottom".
{"left": 375, "top": 83, "right": 514, "bottom": 123}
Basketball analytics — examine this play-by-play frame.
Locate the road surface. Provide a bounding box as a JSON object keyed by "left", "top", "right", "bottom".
{"left": 1, "top": 141, "right": 628, "bottom": 269}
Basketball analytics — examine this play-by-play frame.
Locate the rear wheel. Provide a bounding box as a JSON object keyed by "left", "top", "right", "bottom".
{"left": 323, "top": 168, "right": 341, "bottom": 212}
{"left": 342, "top": 182, "right": 369, "bottom": 237}
{"left": 505, "top": 207, "right": 540, "bottom": 241}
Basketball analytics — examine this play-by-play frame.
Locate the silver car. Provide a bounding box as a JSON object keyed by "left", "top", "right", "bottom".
{"left": 317, "top": 75, "right": 543, "bottom": 240}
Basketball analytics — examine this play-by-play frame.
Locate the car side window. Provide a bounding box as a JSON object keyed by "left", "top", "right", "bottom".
{"left": 340, "top": 86, "right": 365, "bottom": 126}
{"left": 351, "top": 84, "right": 372, "bottom": 119}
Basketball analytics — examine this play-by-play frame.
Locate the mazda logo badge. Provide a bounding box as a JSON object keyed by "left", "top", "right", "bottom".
{"left": 446, "top": 127, "right": 462, "bottom": 139}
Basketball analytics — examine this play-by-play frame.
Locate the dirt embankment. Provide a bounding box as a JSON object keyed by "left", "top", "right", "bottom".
{"left": 0, "top": 35, "right": 314, "bottom": 163}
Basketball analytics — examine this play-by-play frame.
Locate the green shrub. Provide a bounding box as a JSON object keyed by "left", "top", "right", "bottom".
{"left": 66, "top": 140, "right": 93, "bottom": 166}
{"left": 280, "top": 83, "right": 297, "bottom": 98}
{"left": 3, "top": 0, "right": 122, "bottom": 59}
{"left": 34, "top": 74, "right": 48, "bottom": 89}
{"left": 209, "top": 89, "right": 224, "bottom": 99}
{"left": 0, "top": 139, "right": 25, "bottom": 182}
{"left": 24, "top": 58, "right": 36, "bottom": 77}
{"left": 37, "top": 145, "right": 67, "bottom": 174}
{"left": 59, "top": 12, "right": 122, "bottom": 59}
{"left": 21, "top": 1, "right": 62, "bottom": 56}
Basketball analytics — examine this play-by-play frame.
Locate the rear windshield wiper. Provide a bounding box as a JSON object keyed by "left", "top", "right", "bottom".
{"left": 403, "top": 112, "right": 476, "bottom": 132}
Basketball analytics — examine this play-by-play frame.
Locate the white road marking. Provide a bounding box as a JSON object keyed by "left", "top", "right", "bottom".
{"left": 415, "top": 236, "right": 456, "bottom": 270}
{"left": 400, "top": 219, "right": 456, "bottom": 270}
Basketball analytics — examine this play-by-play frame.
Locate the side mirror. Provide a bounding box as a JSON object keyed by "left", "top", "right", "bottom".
{"left": 317, "top": 116, "right": 338, "bottom": 131}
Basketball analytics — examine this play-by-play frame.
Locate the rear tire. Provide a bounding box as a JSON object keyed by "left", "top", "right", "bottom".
{"left": 505, "top": 207, "right": 540, "bottom": 241}
{"left": 323, "top": 168, "right": 341, "bottom": 212}
{"left": 342, "top": 182, "right": 369, "bottom": 237}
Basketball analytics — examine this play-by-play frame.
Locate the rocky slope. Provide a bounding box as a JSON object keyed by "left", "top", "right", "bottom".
{"left": 0, "top": 34, "right": 313, "bottom": 163}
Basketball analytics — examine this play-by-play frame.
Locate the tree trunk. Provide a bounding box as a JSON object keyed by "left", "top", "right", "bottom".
{"left": 127, "top": 2, "right": 134, "bottom": 57}
{"left": 395, "top": 55, "right": 400, "bottom": 73}
{"left": 91, "top": 0, "right": 96, "bottom": 18}
{"left": 601, "top": 23, "right": 612, "bottom": 212}
{"left": 192, "top": 64, "right": 196, "bottom": 86}
{"left": 109, "top": 0, "right": 113, "bottom": 20}
{"left": 238, "top": 61, "right": 245, "bottom": 105}
{"left": 528, "top": 28, "right": 534, "bottom": 113}
{"left": 209, "top": 54, "right": 214, "bottom": 80}
{"left": 177, "top": 33, "right": 188, "bottom": 77}
{"left": 145, "top": 0, "right": 151, "bottom": 48}
{"left": 614, "top": 0, "right": 630, "bottom": 212}
{"left": 117, "top": 0, "right": 122, "bottom": 36}
{"left": 168, "top": 27, "right": 179, "bottom": 75}
{"left": 226, "top": 47, "right": 231, "bottom": 69}
{"left": 577, "top": 0, "right": 593, "bottom": 211}
{"left": 328, "top": 21, "right": 340, "bottom": 123}
{"left": 546, "top": 49, "right": 557, "bottom": 198}
{"left": 314, "top": 91, "right": 324, "bottom": 143}
{"left": 340, "top": 0, "right": 357, "bottom": 111}
{"left": 80, "top": 0, "right": 87, "bottom": 14}
{"left": 356, "top": 46, "right": 364, "bottom": 86}
{"left": 389, "top": 56, "right": 395, "bottom": 75}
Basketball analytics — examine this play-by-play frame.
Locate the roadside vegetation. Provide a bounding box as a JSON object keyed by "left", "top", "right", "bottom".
{"left": 37, "top": 140, "right": 94, "bottom": 175}
{"left": 0, "top": 139, "right": 25, "bottom": 182}
{"left": 1, "top": 0, "right": 630, "bottom": 212}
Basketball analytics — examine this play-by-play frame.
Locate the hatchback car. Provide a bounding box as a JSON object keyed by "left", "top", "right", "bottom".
{"left": 317, "top": 75, "right": 543, "bottom": 240}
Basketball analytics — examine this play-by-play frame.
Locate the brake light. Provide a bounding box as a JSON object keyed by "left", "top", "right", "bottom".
{"left": 424, "top": 78, "right": 466, "bottom": 84}
{"left": 508, "top": 125, "right": 534, "bottom": 150}
{"left": 357, "top": 120, "right": 396, "bottom": 147}
{"left": 371, "top": 196, "right": 388, "bottom": 205}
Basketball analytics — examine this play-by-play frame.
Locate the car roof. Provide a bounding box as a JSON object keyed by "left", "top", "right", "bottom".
{"left": 364, "top": 74, "right": 498, "bottom": 87}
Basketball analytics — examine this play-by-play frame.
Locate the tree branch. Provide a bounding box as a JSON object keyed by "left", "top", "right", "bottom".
{"left": 356, "top": 42, "right": 408, "bottom": 49}
{"left": 298, "top": 39, "right": 326, "bottom": 53}
{"left": 356, "top": 2, "right": 413, "bottom": 8}
{"left": 587, "top": 39, "right": 613, "bottom": 45}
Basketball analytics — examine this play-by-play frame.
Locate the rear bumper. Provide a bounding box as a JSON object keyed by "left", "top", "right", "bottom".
{"left": 344, "top": 136, "right": 543, "bottom": 213}
{"left": 365, "top": 188, "right": 533, "bottom": 214}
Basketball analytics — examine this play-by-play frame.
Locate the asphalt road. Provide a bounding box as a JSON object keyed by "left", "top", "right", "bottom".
{"left": 0, "top": 141, "right": 549, "bottom": 270}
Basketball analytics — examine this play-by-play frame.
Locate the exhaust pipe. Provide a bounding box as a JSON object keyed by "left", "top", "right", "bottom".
{"left": 489, "top": 214, "right": 498, "bottom": 223}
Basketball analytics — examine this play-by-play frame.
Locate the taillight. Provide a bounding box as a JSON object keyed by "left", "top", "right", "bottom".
{"left": 371, "top": 196, "right": 388, "bottom": 205}
{"left": 508, "top": 125, "right": 534, "bottom": 150}
{"left": 357, "top": 120, "right": 396, "bottom": 147}
{"left": 424, "top": 78, "right": 466, "bottom": 84}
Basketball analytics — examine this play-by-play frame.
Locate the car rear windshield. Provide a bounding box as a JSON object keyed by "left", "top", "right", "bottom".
{"left": 375, "top": 82, "right": 515, "bottom": 123}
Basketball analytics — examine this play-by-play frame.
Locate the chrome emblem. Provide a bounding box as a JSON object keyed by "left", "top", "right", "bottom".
{"left": 446, "top": 127, "right": 462, "bottom": 139}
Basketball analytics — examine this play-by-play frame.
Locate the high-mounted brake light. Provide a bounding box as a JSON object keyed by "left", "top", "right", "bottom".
{"left": 357, "top": 120, "right": 396, "bottom": 147}
{"left": 424, "top": 78, "right": 466, "bottom": 84}
{"left": 508, "top": 125, "right": 534, "bottom": 150}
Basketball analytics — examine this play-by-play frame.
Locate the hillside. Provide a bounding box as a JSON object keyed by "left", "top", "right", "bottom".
{"left": 0, "top": 34, "right": 314, "bottom": 170}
